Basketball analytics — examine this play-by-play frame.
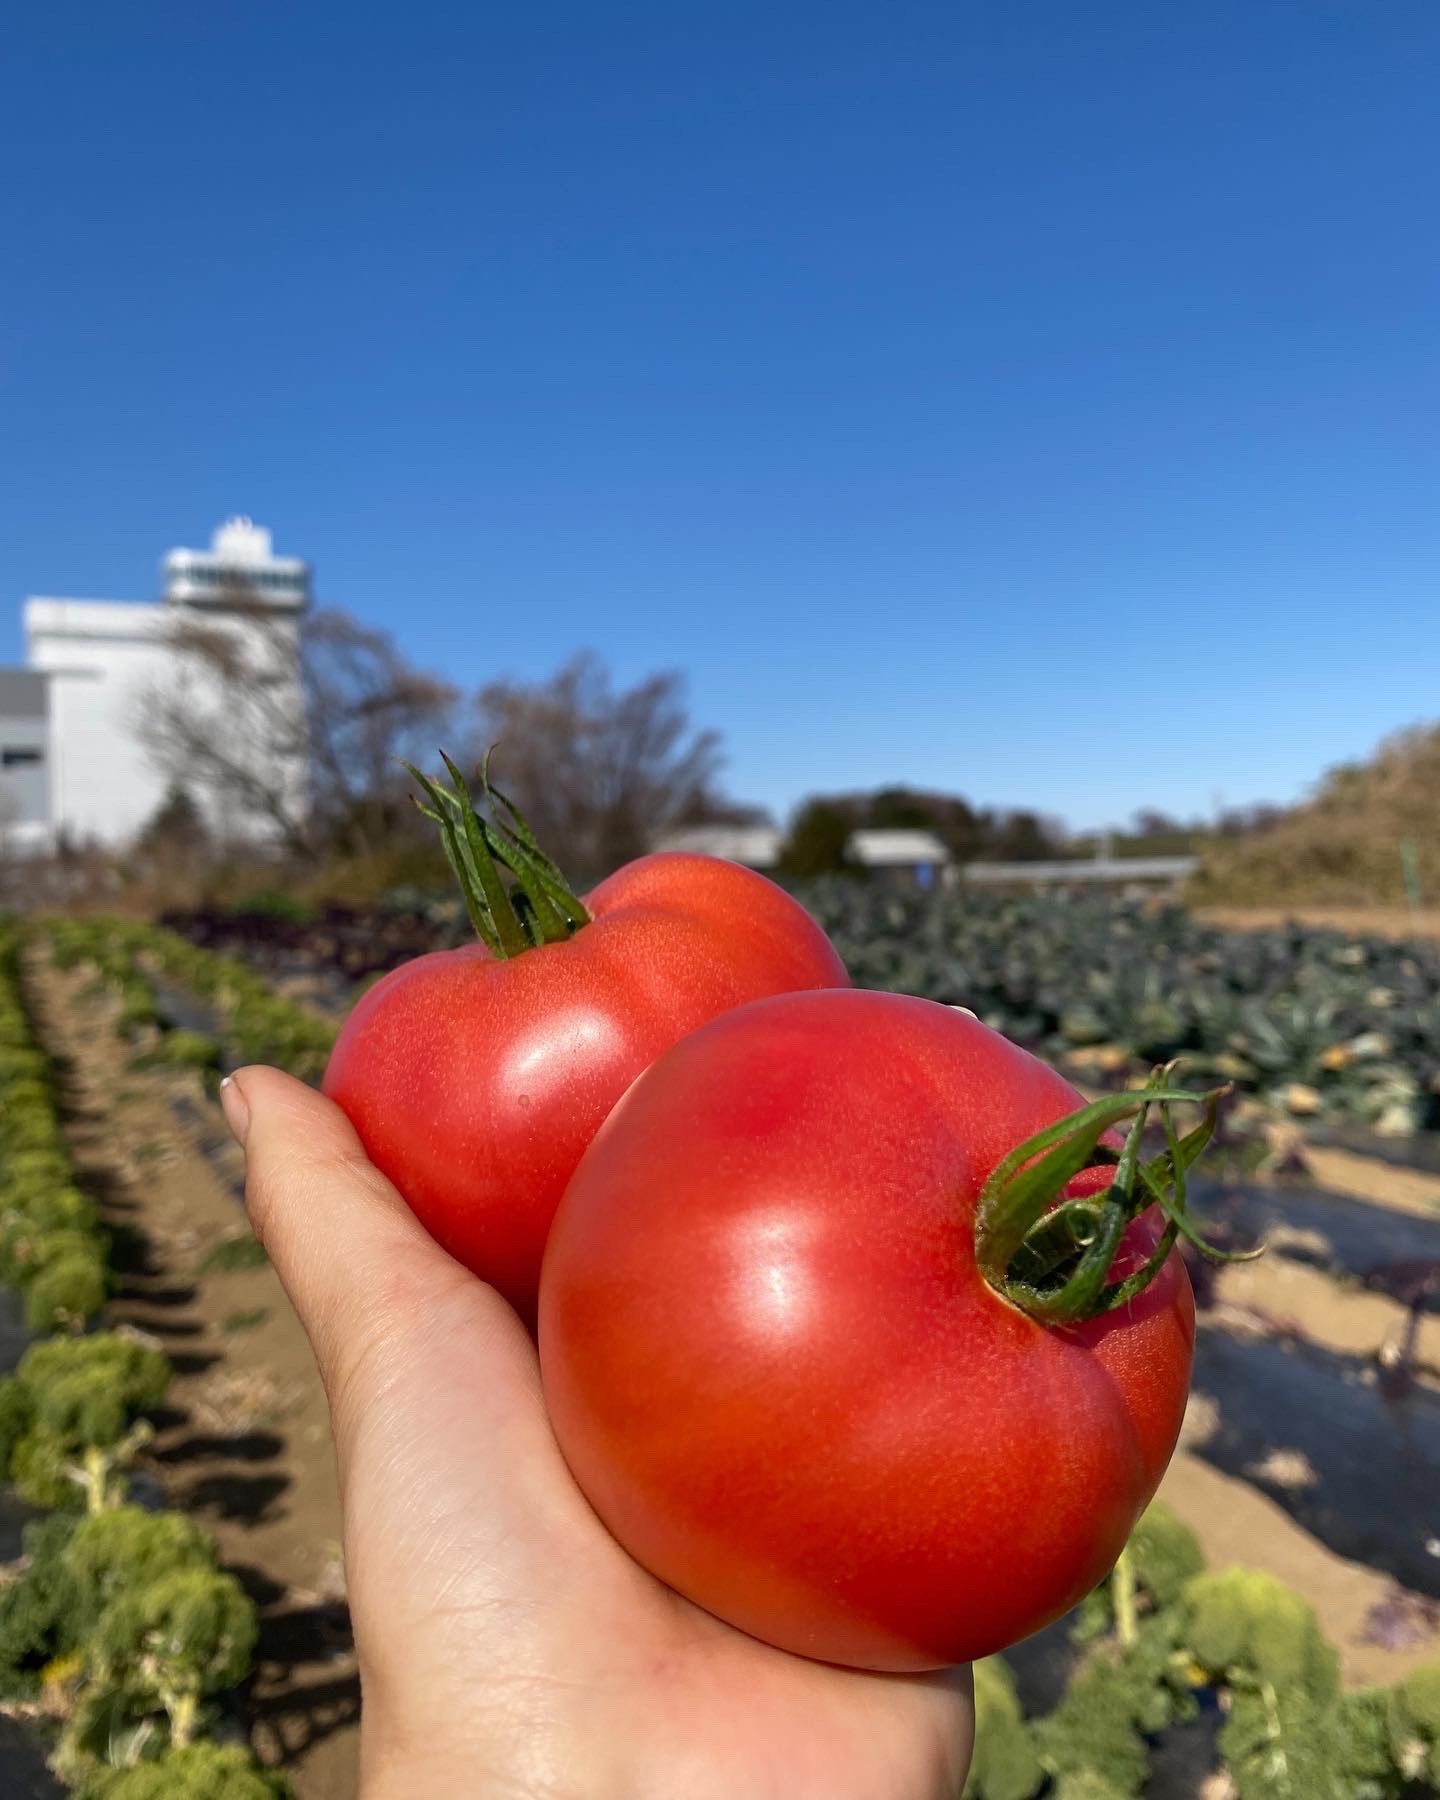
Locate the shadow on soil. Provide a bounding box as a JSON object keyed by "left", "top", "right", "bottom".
{"left": 235, "top": 1564, "right": 361, "bottom": 1768}
{"left": 1194, "top": 1176, "right": 1440, "bottom": 1308}
{"left": 1189, "top": 1321, "right": 1440, "bottom": 1596}
{"left": 152, "top": 1430, "right": 287, "bottom": 1465}
{"left": 1179, "top": 1175, "right": 1440, "bottom": 1604}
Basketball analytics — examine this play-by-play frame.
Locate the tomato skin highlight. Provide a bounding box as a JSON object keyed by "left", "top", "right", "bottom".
{"left": 538, "top": 988, "right": 1195, "bottom": 1671}
{"left": 322, "top": 853, "right": 849, "bottom": 1320}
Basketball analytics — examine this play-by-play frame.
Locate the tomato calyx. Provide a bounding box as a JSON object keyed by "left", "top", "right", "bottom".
{"left": 404, "top": 751, "right": 592, "bottom": 959}
{"left": 975, "top": 1065, "right": 1261, "bottom": 1326}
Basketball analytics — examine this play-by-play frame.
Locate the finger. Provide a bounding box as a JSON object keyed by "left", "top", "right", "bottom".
{"left": 221, "top": 1064, "right": 536, "bottom": 1428}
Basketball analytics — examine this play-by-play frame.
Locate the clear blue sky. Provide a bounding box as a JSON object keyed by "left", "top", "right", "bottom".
{"left": 3, "top": 2, "right": 1436, "bottom": 830}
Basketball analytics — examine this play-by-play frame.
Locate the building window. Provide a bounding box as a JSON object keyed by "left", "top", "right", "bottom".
{"left": 2, "top": 748, "right": 43, "bottom": 768}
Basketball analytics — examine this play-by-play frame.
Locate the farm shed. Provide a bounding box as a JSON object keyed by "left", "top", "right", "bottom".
{"left": 848, "top": 829, "right": 952, "bottom": 889}
{"left": 653, "top": 823, "right": 953, "bottom": 888}
{"left": 653, "top": 824, "right": 784, "bottom": 867}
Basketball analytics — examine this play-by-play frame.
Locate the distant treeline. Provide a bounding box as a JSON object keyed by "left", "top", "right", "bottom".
{"left": 777, "top": 787, "right": 1283, "bottom": 879}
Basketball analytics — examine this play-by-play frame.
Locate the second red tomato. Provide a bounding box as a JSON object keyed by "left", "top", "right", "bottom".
{"left": 540, "top": 988, "right": 1195, "bottom": 1670}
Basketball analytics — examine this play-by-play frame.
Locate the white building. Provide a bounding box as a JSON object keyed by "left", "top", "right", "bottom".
{"left": 1, "top": 518, "right": 310, "bottom": 850}
{"left": 654, "top": 824, "right": 785, "bottom": 867}
{"left": 653, "top": 822, "right": 953, "bottom": 887}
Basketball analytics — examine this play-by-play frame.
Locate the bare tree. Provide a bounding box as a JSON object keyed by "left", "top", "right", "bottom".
{"left": 301, "top": 609, "right": 459, "bottom": 854}
{"left": 470, "top": 652, "right": 740, "bottom": 880}
{"left": 138, "top": 583, "right": 456, "bottom": 859}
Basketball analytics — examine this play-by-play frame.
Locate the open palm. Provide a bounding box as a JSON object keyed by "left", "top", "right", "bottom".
{"left": 227, "top": 1066, "right": 974, "bottom": 1799}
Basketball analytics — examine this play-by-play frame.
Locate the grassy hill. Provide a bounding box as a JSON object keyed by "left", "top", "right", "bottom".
{"left": 1191, "top": 722, "right": 1440, "bottom": 906}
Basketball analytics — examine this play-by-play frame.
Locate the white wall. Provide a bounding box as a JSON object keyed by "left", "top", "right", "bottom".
{"left": 25, "top": 598, "right": 307, "bottom": 848}
{"left": 26, "top": 601, "right": 172, "bottom": 845}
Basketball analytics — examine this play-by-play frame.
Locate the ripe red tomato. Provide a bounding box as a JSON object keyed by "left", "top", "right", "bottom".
{"left": 539, "top": 988, "right": 1196, "bottom": 1671}
{"left": 324, "top": 853, "right": 848, "bottom": 1320}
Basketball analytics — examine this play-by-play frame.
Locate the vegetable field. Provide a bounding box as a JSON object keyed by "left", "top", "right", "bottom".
{"left": 801, "top": 883, "right": 1440, "bottom": 1139}
{"left": 2, "top": 892, "right": 1438, "bottom": 1797}
{"left": 155, "top": 886, "right": 1440, "bottom": 1139}
{"left": 0, "top": 924, "right": 300, "bottom": 1798}
{"left": 1, "top": 924, "right": 354, "bottom": 1797}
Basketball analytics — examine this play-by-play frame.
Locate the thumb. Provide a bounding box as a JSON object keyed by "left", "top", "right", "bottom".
{"left": 220, "top": 1065, "right": 533, "bottom": 1435}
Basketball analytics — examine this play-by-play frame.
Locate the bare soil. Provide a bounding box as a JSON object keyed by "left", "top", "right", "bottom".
{"left": 1165, "top": 1147, "right": 1440, "bottom": 1684}
{"left": 1157, "top": 1455, "right": 1436, "bottom": 1686}
{"left": 1198, "top": 904, "right": 1440, "bottom": 942}
{"left": 27, "top": 953, "right": 360, "bottom": 1800}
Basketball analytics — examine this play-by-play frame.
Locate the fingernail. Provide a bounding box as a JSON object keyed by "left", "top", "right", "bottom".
{"left": 219, "top": 1074, "right": 251, "bottom": 1147}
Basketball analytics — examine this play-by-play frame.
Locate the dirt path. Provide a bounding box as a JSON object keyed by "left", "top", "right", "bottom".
{"left": 1198, "top": 904, "right": 1440, "bottom": 942}
{"left": 1302, "top": 1143, "right": 1440, "bottom": 1216}
{"left": 27, "top": 953, "right": 360, "bottom": 1799}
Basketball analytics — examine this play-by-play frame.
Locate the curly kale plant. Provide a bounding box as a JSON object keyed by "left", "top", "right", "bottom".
{"left": 91, "top": 1566, "right": 258, "bottom": 1750}
{"left": 72, "top": 1742, "right": 293, "bottom": 1800}
{"left": 0, "top": 1333, "right": 170, "bottom": 1511}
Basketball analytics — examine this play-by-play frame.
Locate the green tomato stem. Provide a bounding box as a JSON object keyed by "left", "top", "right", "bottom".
{"left": 404, "top": 751, "right": 591, "bottom": 959}
{"left": 975, "top": 1067, "right": 1253, "bottom": 1326}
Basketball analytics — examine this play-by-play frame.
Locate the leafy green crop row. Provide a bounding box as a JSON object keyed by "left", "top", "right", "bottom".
{"left": 47, "top": 919, "right": 335, "bottom": 1085}
{"left": 967, "top": 1504, "right": 1440, "bottom": 1800}
{"left": 0, "top": 928, "right": 110, "bottom": 1336}
{"left": 801, "top": 884, "right": 1440, "bottom": 1134}
{"left": 0, "top": 921, "right": 289, "bottom": 1798}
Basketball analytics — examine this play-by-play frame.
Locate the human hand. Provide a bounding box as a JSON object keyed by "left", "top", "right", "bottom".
{"left": 221, "top": 1066, "right": 974, "bottom": 1799}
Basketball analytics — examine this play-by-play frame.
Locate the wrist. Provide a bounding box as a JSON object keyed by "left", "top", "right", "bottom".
{"left": 364, "top": 1751, "right": 528, "bottom": 1799}
{"left": 361, "top": 1728, "right": 639, "bottom": 1800}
